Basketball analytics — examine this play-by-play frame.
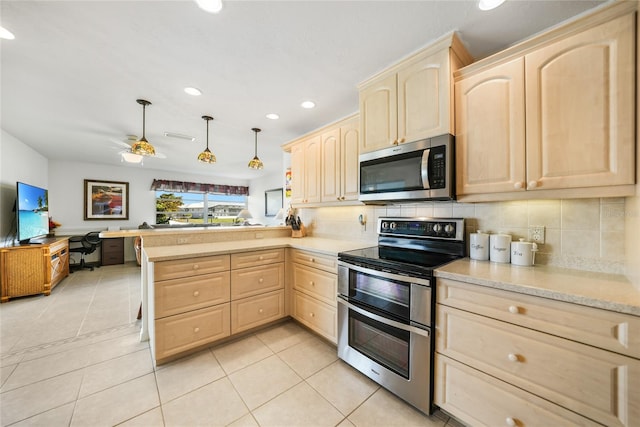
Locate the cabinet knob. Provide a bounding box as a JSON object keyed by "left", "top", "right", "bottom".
{"left": 310, "top": 281, "right": 315, "bottom": 286}
{"left": 528, "top": 180, "right": 538, "bottom": 189}
{"left": 514, "top": 181, "right": 524, "bottom": 189}
{"left": 310, "top": 312, "right": 315, "bottom": 317}
{"left": 193, "top": 264, "right": 199, "bottom": 270}
{"left": 309, "top": 257, "right": 314, "bottom": 262}
{"left": 193, "top": 291, "right": 200, "bottom": 297}
{"left": 398, "top": 137, "right": 405, "bottom": 143}
{"left": 259, "top": 278, "right": 264, "bottom": 283}
{"left": 259, "top": 256, "right": 264, "bottom": 260}
{"left": 505, "top": 417, "right": 517, "bottom": 427}
{"left": 194, "top": 327, "right": 200, "bottom": 333}
{"left": 507, "top": 353, "right": 519, "bottom": 362}
{"left": 337, "top": 197, "right": 341, "bottom": 201}
{"left": 508, "top": 305, "right": 519, "bottom": 314}
{"left": 391, "top": 139, "right": 398, "bottom": 146}
{"left": 259, "top": 308, "right": 264, "bottom": 314}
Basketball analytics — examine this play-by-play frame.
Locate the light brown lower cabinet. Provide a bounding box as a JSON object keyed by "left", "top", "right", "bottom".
{"left": 293, "top": 291, "right": 336, "bottom": 342}
{"left": 231, "top": 289, "right": 285, "bottom": 334}
{"left": 435, "top": 278, "right": 640, "bottom": 427}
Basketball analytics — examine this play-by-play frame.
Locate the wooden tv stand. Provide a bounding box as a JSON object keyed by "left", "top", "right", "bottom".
{"left": 0, "top": 237, "right": 69, "bottom": 303}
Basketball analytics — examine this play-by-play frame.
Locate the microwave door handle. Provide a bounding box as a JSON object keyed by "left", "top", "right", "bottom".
{"left": 421, "top": 148, "right": 431, "bottom": 189}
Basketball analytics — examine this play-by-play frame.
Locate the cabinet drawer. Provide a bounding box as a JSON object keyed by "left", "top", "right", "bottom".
{"left": 288, "top": 249, "right": 337, "bottom": 274}
{"left": 230, "top": 290, "right": 285, "bottom": 334}
{"left": 293, "top": 291, "right": 337, "bottom": 343}
{"left": 154, "top": 271, "right": 230, "bottom": 319}
{"left": 155, "top": 303, "right": 230, "bottom": 361}
{"left": 230, "top": 263, "right": 284, "bottom": 300}
{"left": 155, "top": 255, "right": 230, "bottom": 281}
{"left": 292, "top": 264, "right": 336, "bottom": 305}
{"left": 230, "top": 249, "right": 284, "bottom": 270}
{"left": 437, "top": 278, "right": 640, "bottom": 358}
{"left": 434, "top": 354, "right": 600, "bottom": 427}
{"left": 437, "top": 304, "right": 640, "bottom": 427}
{"left": 49, "top": 239, "right": 69, "bottom": 254}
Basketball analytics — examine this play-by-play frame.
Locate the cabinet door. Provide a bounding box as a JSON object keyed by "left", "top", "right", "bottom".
{"left": 321, "top": 128, "right": 341, "bottom": 203}
{"left": 525, "top": 13, "right": 635, "bottom": 191}
{"left": 290, "top": 142, "right": 305, "bottom": 204}
{"left": 455, "top": 58, "right": 526, "bottom": 196}
{"left": 359, "top": 74, "right": 397, "bottom": 153}
{"left": 398, "top": 48, "right": 450, "bottom": 144}
{"left": 304, "top": 135, "right": 322, "bottom": 204}
{"left": 340, "top": 117, "right": 360, "bottom": 201}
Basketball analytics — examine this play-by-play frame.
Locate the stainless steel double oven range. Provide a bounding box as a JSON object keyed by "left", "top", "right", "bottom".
{"left": 337, "top": 217, "right": 466, "bottom": 415}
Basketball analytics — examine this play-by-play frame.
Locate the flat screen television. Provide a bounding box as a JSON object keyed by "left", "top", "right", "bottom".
{"left": 16, "top": 181, "right": 49, "bottom": 244}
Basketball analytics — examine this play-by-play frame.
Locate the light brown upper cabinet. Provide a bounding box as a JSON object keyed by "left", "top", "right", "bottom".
{"left": 455, "top": 4, "right": 636, "bottom": 202}
{"left": 321, "top": 116, "right": 360, "bottom": 203}
{"left": 359, "top": 33, "right": 472, "bottom": 154}
{"left": 283, "top": 114, "right": 361, "bottom": 207}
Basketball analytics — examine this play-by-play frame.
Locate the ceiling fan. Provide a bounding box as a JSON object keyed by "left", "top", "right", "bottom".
{"left": 110, "top": 135, "right": 167, "bottom": 164}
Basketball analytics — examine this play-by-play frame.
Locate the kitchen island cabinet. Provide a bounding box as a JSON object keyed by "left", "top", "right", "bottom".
{"left": 455, "top": 2, "right": 636, "bottom": 202}
{"left": 434, "top": 260, "right": 640, "bottom": 427}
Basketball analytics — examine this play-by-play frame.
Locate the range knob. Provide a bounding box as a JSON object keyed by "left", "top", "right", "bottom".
{"left": 433, "top": 224, "right": 442, "bottom": 233}
{"left": 381, "top": 222, "right": 388, "bottom": 229}
{"left": 390, "top": 222, "right": 397, "bottom": 230}
{"left": 445, "top": 224, "right": 454, "bottom": 234}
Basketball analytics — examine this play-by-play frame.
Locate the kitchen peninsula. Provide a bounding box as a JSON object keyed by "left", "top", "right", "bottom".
{"left": 100, "top": 226, "right": 374, "bottom": 365}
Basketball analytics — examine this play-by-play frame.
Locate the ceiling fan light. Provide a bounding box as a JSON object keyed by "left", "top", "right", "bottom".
{"left": 0, "top": 26, "right": 15, "bottom": 40}
{"left": 478, "top": 0, "right": 505, "bottom": 11}
{"left": 121, "top": 151, "right": 143, "bottom": 163}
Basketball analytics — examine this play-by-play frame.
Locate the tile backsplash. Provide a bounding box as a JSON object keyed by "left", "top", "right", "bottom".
{"left": 298, "top": 198, "right": 626, "bottom": 275}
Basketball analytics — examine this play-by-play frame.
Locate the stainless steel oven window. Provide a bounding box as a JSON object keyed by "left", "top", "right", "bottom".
{"left": 353, "top": 271, "right": 409, "bottom": 307}
{"left": 348, "top": 308, "right": 410, "bottom": 379}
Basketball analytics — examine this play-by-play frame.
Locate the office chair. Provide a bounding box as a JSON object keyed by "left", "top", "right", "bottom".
{"left": 69, "top": 231, "right": 102, "bottom": 272}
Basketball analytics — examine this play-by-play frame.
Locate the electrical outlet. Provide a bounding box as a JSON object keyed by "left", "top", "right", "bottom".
{"left": 528, "top": 226, "right": 545, "bottom": 244}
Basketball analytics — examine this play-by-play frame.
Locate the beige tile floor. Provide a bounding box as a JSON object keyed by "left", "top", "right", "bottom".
{"left": 0, "top": 263, "right": 464, "bottom": 427}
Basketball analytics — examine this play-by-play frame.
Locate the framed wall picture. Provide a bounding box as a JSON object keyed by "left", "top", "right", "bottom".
{"left": 264, "top": 187, "right": 283, "bottom": 217}
{"left": 84, "top": 179, "right": 129, "bottom": 220}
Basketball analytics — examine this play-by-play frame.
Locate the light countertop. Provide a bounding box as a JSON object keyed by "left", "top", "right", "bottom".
{"left": 143, "top": 237, "right": 374, "bottom": 262}
{"left": 435, "top": 258, "right": 640, "bottom": 316}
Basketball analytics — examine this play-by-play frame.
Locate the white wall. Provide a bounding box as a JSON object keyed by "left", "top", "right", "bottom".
{"left": 0, "top": 129, "right": 49, "bottom": 245}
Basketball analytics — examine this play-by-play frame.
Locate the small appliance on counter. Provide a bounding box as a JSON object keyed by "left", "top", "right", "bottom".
{"left": 469, "top": 230, "right": 490, "bottom": 260}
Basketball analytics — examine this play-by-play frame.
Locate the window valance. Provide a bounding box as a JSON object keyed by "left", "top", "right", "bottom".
{"left": 150, "top": 179, "right": 249, "bottom": 195}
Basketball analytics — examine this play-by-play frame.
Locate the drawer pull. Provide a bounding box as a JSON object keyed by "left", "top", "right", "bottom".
{"left": 309, "top": 257, "right": 315, "bottom": 262}
{"left": 259, "top": 256, "right": 264, "bottom": 260}
{"left": 310, "top": 312, "right": 315, "bottom": 318}
{"left": 309, "top": 281, "right": 315, "bottom": 287}
{"left": 193, "top": 291, "right": 200, "bottom": 297}
{"left": 507, "top": 353, "right": 519, "bottom": 362}
{"left": 193, "top": 264, "right": 199, "bottom": 270}
{"left": 194, "top": 327, "right": 200, "bottom": 333}
{"left": 505, "top": 417, "right": 517, "bottom": 427}
{"left": 259, "top": 278, "right": 264, "bottom": 283}
{"left": 259, "top": 308, "right": 264, "bottom": 314}
{"left": 508, "top": 305, "right": 520, "bottom": 314}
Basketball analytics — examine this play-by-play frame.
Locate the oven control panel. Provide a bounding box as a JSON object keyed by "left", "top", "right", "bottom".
{"left": 379, "top": 217, "right": 464, "bottom": 241}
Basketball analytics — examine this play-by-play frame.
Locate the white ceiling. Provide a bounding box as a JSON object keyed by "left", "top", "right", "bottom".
{"left": 1, "top": 0, "right": 605, "bottom": 182}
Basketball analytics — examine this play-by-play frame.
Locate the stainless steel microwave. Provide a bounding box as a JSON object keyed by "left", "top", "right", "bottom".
{"left": 358, "top": 134, "right": 455, "bottom": 204}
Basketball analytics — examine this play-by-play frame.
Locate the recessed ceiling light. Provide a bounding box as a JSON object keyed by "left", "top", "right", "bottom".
{"left": 195, "top": 0, "right": 223, "bottom": 14}
{"left": 301, "top": 101, "right": 316, "bottom": 109}
{"left": 266, "top": 113, "right": 280, "bottom": 120}
{"left": 0, "top": 26, "right": 15, "bottom": 40}
{"left": 184, "top": 87, "right": 202, "bottom": 96}
{"left": 478, "top": 0, "right": 505, "bottom": 11}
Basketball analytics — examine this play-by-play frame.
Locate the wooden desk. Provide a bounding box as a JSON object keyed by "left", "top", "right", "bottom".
{"left": 0, "top": 237, "right": 69, "bottom": 302}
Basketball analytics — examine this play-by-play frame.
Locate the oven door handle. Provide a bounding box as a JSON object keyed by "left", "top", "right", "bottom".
{"left": 337, "top": 296, "right": 430, "bottom": 338}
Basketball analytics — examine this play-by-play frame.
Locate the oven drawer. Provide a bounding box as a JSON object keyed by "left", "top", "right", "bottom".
{"left": 293, "top": 290, "right": 336, "bottom": 343}
{"left": 155, "top": 255, "right": 230, "bottom": 281}
{"left": 154, "top": 271, "right": 230, "bottom": 319}
{"left": 437, "top": 304, "right": 640, "bottom": 427}
{"left": 230, "top": 263, "right": 284, "bottom": 300}
{"left": 289, "top": 249, "right": 337, "bottom": 273}
{"left": 292, "top": 264, "right": 336, "bottom": 305}
{"left": 155, "top": 303, "right": 231, "bottom": 361}
{"left": 437, "top": 278, "right": 640, "bottom": 358}
{"left": 435, "top": 354, "right": 601, "bottom": 427}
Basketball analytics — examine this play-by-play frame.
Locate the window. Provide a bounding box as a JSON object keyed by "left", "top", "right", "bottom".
{"left": 155, "top": 191, "right": 247, "bottom": 225}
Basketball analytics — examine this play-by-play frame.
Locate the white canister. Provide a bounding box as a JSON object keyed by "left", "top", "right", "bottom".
{"left": 511, "top": 238, "right": 538, "bottom": 266}
{"left": 490, "top": 233, "right": 512, "bottom": 263}
{"left": 470, "top": 230, "right": 490, "bottom": 260}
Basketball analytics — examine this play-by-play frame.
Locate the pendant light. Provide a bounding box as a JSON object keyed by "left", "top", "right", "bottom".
{"left": 197, "top": 115, "right": 216, "bottom": 164}
{"left": 248, "top": 127, "right": 264, "bottom": 170}
{"left": 131, "top": 99, "right": 156, "bottom": 156}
